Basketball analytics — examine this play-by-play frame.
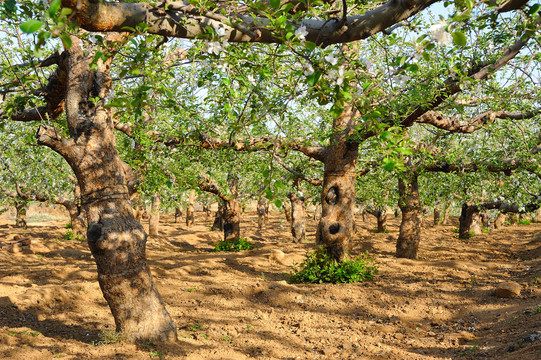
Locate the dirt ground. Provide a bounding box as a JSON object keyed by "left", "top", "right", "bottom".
{"left": 0, "top": 207, "right": 540, "bottom": 360}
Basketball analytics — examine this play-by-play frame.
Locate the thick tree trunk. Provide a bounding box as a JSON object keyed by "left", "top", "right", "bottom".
{"left": 174, "top": 207, "right": 182, "bottom": 223}
{"left": 441, "top": 203, "right": 451, "bottom": 225}
{"left": 186, "top": 189, "right": 195, "bottom": 227}
{"left": 15, "top": 203, "right": 27, "bottom": 228}
{"left": 36, "top": 44, "right": 176, "bottom": 342}
{"left": 458, "top": 204, "right": 477, "bottom": 239}
{"left": 288, "top": 192, "right": 306, "bottom": 243}
{"left": 149, "top": 193, "right": 160, "bottom": 236}
{"left": 396, "top": 173, "right": 422, "bottom": 259}
{"left": 316, "top": 143, "right": 358, "bottom": 262}
{"left": 376, "top": 213, "right": 387, "bottom": 233}
{"left": 223, "top": 198, "right": 241, "bottom": 241}
{"left": 433, "top": 204, "right": 441, "bottom": 226}
{"left": 62, "top": 200, "right": 87, "bottom": 238}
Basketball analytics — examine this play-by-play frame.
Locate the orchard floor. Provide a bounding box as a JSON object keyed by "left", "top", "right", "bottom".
{"left": 1, "top": 209, "right": 541, "bottom": 360}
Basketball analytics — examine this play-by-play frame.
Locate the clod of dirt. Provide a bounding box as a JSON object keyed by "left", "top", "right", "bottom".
{"left": 269, "top": 249, "right": 286, "bottom": 264}
{"left": 494, "top": 281, "right": 521, "bottom": 298}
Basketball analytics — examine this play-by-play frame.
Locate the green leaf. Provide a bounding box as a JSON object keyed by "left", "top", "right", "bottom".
{"left": 49, "top": 0, "right": 61, "bottom": 18}
{"left": 306, "top": 70, "right": 322, "bottom": 87}
{"left": 304, "top": 41, "right": 316, "bottom": 51}
{"left": 452, "top": 31, "right": 467, "bottom": 47}
{"left": 382, "top": 158, "right": 395, "bottom": 172}
{"left": 380, "top": 131, "right": 392, "bottom": 142}
{"left": 529, "top": 4, "right": 540, "bottom": 15}
{"left": 274, "top": 199, "right": 283, "bottom": 208}
{"left": 4, "top": 0, "right": 16, "bottom": 13}
{"left": 270, "top": 0, "right": 280, "bottom": 8}
{"left": 20, "top": 20, "right": 43, "bottom": 34}
{"left": 59, "top": 33, "right": 72, "bottom": 48}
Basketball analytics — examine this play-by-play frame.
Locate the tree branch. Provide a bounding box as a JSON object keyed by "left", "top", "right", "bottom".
{"left": 61, "top": 0, "right": 439, "bottom": 46}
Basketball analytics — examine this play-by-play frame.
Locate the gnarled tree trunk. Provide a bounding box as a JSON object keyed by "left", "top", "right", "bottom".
{"left": 36, "top": 43, "right": 176, "bottom": 342}
{"left": 396, "top": 172, "right": 422, "bottom": 259}
{"left": 257, "top": 195, "right": 267, "bottom": 230}
{"left": 283, "top": 204, "right": 292, "bottom": 223}
{"left": 288, "top": 192, "right": 306, "bottom": 243}
{"left": 211, "top": 205, "right": 224, "bottom": 231}
{"left": 15, "top": 202, "right": 27, "bottom": 228}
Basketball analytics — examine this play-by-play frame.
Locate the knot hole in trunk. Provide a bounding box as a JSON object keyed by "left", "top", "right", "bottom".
{"left": 224, "top": 223, "right": 234, "bottom": 237}
{"left": 329, "top": 223, "right": 340, "bottom": 234}
{"left": 326, "top": 186, "right": 339, "bottom": 205}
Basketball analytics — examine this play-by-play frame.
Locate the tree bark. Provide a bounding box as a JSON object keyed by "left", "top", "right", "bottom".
{"left": 377, "top": 213, "right": 387, "bottom": 233}
{"left": 174, "top": 207, "right": 183, "bottom": 223}
{"left": 433, "top": 204, "right": 441, "bottom": 226}
{"left": 458, "top": 204, "right": 477, "bottom": 239}
{"left": 186, "top": 189, "right": 195, "bottom": 227}
{"left": 257, "top": 195, "right": 267, "bottom": 230}
{"left": 288, "top": 192, "right": 306, "bottom": 243}
{"left": 149, "top": 193, "right": 160, "bottom": 236}
{"left": 283, "top": 204, "right": 292, "bottom": 223}
{"left": 396, "top": 172, "right": 422, "bottom": 259}
{"left": 494, "top": 213, "right": 506, "bottom": 229}
{"left": 211, "top": 205, "right": 224, "bottom": 231}
{"left": 15, "top": 202, "right": 27, "bottom": 228}
{"left": 36, "top": 44, "right": 176, "bottom": 342}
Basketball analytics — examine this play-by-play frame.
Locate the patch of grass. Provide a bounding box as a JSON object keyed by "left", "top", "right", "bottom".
{"left": 530, "top": 277, "right": 540, "bottom": 286}
{"left": 185, "top": 286, "right": 198, "bottom": 292}
{"left": 188, "top": 323, "right": 202, "bottom": 331}
{"left": 149, "top": 350, "right": 163, "bottom": 358}
{"left": 467, "top": 276, "right": 476, "bottom": 290}
{"left": 62, "top": 230, "right": 75, "bottom": 240}
{"left": 7, "top": 329, "right": 40, "bottom": 337}
{"left": 53, "top": 353, "right": 63, "bottom": 358}
{"left": 531, "top": 305, "right": 541, "bottom": 315}
{"left": 220, "top": 335, "right": 234, "bottom": 342}
{"left": 199, "top": 333, "right": 210, "bottom": 339}
{"left": 481, "top": 226, "right": 490, "bottom": 234}
{"left": 91, "top": 330, "right": 125, "bottom": 346}
{"left": 460, "top": 341, "right": 479, "bottom": 356}
{"left": 518, "top": 219, "right": 531, "bottom": 225}
{"left": 65, "top": 222, "right": 72, "bottom": 229}
{"left": 214, "top": 237, "right": 253, "bottom": 252}
{"left": 287, "top": 247, "right": 378, "bottom": 284}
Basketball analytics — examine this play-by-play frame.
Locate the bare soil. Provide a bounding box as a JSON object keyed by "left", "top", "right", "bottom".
{"left": 1, "top": 208, "right": 540, "bottom": 359}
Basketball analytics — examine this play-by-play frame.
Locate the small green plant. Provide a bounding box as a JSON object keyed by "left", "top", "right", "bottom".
{"left": 53, "top": 353, "right": 63, "bottom": 358}
{"left": 531, "top": 277, "right": 540, "bottom": 286}
{"left": 188, "top": 323, "right": 202, "bottom": 331}
{"left": 7, "top": 329, "right": 40, "bottom": 337}
{"left": 149, "top": 350, "right": 163, "bottom": 358}
{"left": 531, "top": 305, "right": 541, "bottom": 315}
{"left": 481, "top": 226, "right": 490, "bottom": 234}
{"left": 62, "top": 230, "right": 75, "bottom": 240}
{"left": 221, "top": 335, "right": 234, "bottom": 342}
{"left": 214, "top": 237, "right": 252, "bottom": 252}
{"left": 467, "top": 276, "right": 476, "bottom": 290}
{"left": 287, "top": 248, "right": 378, "bottom": 284}
{"left": 91, "top": 330, "right": 125, "bottom": 346}
{"left": 518, "top": 219, "right": 531, "bottom": 225}
{"left": 460, "top": 341, "right": 479, "bottom": 356}
{"left": 199, "top": 333, "right": 210, "bottom": 339}
{"left": 65, "top": 222, "right": 72, "bottom": 229}
{"left": 453, "top": 227, "right": 460, "bottom": 233}
{"left": 185, "top": 286, "right": 198, "bottom": 292}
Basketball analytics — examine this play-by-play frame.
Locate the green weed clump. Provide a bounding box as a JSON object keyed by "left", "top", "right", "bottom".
{"left": 287, "top": 247, "right": 378, "bottom": 284}
{"left": 214, "top": 237, "right": 253, "bottom": 252}
{"left": 517, "top": 219, "right": 531, "bottom": 225}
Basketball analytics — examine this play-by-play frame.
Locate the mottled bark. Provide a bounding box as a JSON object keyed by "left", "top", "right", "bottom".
{"left": 377, "top": 214, "right": 387, "bottom": 233}
{"left": 35, "top": 43, "right": 176, "bottom": 342}
{"left": 458, "top": 204, "right": 477, "bottom": 239}
{"left": 15, "top": 203, "right": 27, "bottom": 228}
{"left": 316, "top": 137, "right": 358, "bottom": 260}
{"left": 396, "top": 173, "right": 422, "bottom": 259}
{"left": 149, "top": 193, "right": 160, "bottom": 236}
{"left": 288, "top": 192, "right": 306, "bottom": 243}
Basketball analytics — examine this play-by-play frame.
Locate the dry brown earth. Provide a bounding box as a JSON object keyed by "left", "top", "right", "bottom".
{"left": 1, "top": 207, "right": 540, "bottom": 359}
